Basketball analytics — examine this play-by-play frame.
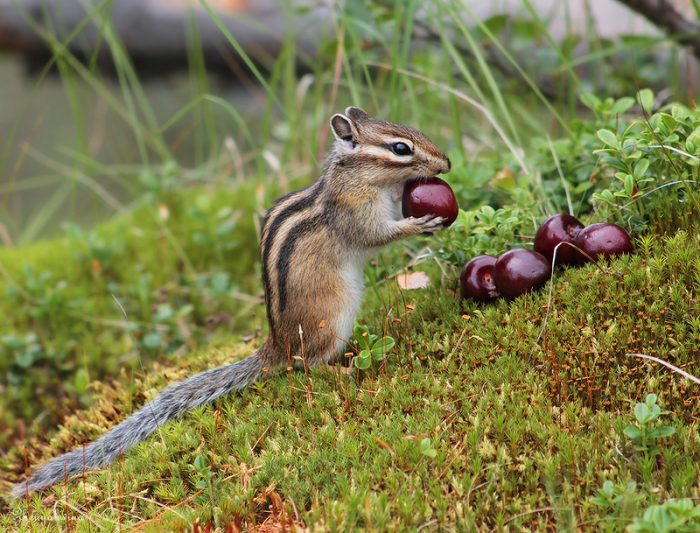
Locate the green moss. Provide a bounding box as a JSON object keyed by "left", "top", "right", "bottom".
{"left": 2, "top": 225, "right": 699, "bottom": 530}
{"left": 0, "top": 183, "right": 264, "bottom": 447}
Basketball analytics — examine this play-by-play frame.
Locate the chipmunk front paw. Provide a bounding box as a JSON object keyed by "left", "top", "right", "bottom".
{"left": 406, "top": 215, "right": 447, "bottom": 235}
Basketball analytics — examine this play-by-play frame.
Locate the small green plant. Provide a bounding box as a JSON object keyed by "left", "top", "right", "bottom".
{"left": 627, "top": 499, "right": 700, "bottom": 533}
{"left": 2, "top": 333, "right": 44, "bottom": 370}
{"left": 590, "top": 480, "right": 641, "bottom": 529}
{"left": 624, "top": 394, "right": 676, "bottom": 458}
{"left": 624, "top": 394, "right": 676, "bottom": 484}
{"left": 419, "top": 438, "right": 437, "bottom": 458}
{"left": 437, "top": 203, "right": 531, "bottom": 266}
{"left": 591, "top": 89, "right": 700, "bottom": 232}
{"left": 193, "top": 454, "right": 221, "bottom": 502}
{"left": 352, "top": 324, "right": 395, "bottom": 371}
{"left": 590, "top": 480, "right": 639, "bottom": 510}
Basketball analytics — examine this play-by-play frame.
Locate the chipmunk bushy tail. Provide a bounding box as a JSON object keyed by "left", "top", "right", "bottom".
{"left": 11, "top": 351, "right": 266, "bottom": 498}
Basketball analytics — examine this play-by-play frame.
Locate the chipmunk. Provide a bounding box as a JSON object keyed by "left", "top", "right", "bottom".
{"left": 12, "top": 107, "right": 451, "bottom": 497}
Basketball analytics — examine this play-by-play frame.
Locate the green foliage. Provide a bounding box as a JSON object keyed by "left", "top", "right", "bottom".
{"left": 418, "top": 437, "right": 437, "bottom": 458}
{"left": 590, "top": 480, "right": 642, "bottom": 529}
{"left": 591, "top": 90, "right": 700, "bottom": 232}
{"left": 623, "top": 393, "right": 677, "bottom": 484}
{"left": 193, "top": 454, "right": 223, "bottom": 504}
{"left": 628, "top": 500, "right": 700, "bottom": 533}
{"left": 624, "top": 394, "right": 676, "bottom": 458}
{"left": 0, "top": 186, "right": 260, "bottom": 447}
{"left": 352, "top": 323, "right": 395, "bottom": 371}
{"left": 436, "top": 90, "right": 700, "bottom": 266}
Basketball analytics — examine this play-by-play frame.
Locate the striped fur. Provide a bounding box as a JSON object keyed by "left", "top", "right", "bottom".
{"left": 11, "top": 107, "right": 451, "bottom": 497}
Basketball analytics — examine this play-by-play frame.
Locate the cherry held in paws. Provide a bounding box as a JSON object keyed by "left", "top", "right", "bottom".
{"left": 460, "top": 255, "right": 499, "bottom": 302}
{"left": 402, "top": 177, "right": 459, "bottom": 227}
{"left": 494, "top": 249, "right": 551, "bottom": 299}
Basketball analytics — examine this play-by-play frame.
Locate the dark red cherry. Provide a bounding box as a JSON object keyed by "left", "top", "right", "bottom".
{"left": 574, "top": 223, "right": 633, "bottom": 264}
{"left": 460, "top": 255, "right": 499, "bottom": 302}
{"left": 534, "top": 213, "right": 585, "bottom": 266}
{"left": 494, "top": 249, "right": 551, "bottom": 299}
{"left": 402, "top": 177, "right": 459, "bottom": 227}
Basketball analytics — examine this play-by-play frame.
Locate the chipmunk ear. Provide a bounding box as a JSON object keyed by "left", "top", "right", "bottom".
{"left": 330, "top": 113, "right": 356, "bottom": 143}
{"left": 345, "top": 106, "right": 370, "bottom": 122}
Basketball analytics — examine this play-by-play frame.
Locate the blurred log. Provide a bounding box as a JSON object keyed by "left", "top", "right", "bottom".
{"left": 616, "top": 0, "right": 700, "bottom": 59}
{"left": 0, "top": 0, "right": 327, "bottom": 75}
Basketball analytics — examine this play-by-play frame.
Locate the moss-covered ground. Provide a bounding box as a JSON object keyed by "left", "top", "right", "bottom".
{"left": 0, "top": 184, "right": 265, "bottom": 449}
{"left": 1, "top": 204, "right": 698, "bottom": 530}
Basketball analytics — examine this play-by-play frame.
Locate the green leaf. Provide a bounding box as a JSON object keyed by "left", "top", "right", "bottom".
{"left": 420, "top": 438, "right": 437, "bottom": 458}
{"left": 142, "top": 332, "right": 163, "bottom": 350}
{"left": 74, "top": 368, "right": 90, "bottom": 395}
{"left": 623, "top": 424, "right": 642, "bottom": 441}
{"left": 589, "top": 496, "right": 611, "bottom": 508}
{"left": 354, "top": 351, "right": 372, "bottom": 370}
{"left": 354, "top": 323, "right": 368, "bottom": 340}
{"left": 371, "top": 336, "right": 395, "bottom": 357}
{"left": 650, "top": 426, "right": 676, "bottom": 439}
{"left": 139, "top": 169, "right": 161, "bottom": 192}
{"left": 610, "top": 97, "right": 635, "bottom": 116}
{"left": 580, "top": 92, "right": 601, "bottom": 111}
{"left": 637, "top": 88, "right": 654, "bottom": 114}
{"left": 685, "top": 126, "right": 700, "bottom": 155}
{"left": 635, "top": 403, "right": 650, "bottom": 424}
{"left": 633, "top": 159, "right": 649, "bottom": 179}
{"left": 597, "top": 129, "right": 619, "bottom": 148}
{"left": 354, "top": 324, "right": 371, "bottom": 350}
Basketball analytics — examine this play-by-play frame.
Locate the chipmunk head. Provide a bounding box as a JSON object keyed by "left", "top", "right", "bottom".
{"left": 329, "top": 107, "right": 450, "bottom": 183}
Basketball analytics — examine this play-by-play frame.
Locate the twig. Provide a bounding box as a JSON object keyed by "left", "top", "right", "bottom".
{"left": 536, "top": 241, "right": 609, "bottom": 345}
{"left": 625, "top": 353, "right": 700, "bottom": 386}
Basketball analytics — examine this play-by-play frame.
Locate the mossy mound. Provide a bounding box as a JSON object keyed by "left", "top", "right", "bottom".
{"left": 0, "top": 185, "right": 263, "bottom": 447}
{"left": 1, "top": 226, "right": 699, "bottom": 530}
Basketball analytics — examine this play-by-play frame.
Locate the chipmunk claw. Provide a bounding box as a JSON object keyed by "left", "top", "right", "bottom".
{"left": 410, "top": 215, "right": 447, "bottom": 234}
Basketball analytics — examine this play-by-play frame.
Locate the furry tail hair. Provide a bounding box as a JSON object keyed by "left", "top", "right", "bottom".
{"left": 11, "top": 351, "right": 266, "bottom": 498}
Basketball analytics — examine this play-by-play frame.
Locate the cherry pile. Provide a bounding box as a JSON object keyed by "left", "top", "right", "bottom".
{"left": 400, "top": 179, "right": 633, "bottom": 303}
{"left": 460, "top": 214, "right": 633, "bottom": 302}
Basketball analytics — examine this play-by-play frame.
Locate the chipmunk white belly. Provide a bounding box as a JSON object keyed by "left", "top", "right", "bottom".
{"left": 330, "top": 250, "right": 368, "bottom": 360}
{"left": 328, "top": 184, "right": 403, "bottom": 360}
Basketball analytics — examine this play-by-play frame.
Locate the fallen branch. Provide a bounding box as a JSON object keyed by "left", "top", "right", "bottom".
{"left": 0, "top": 0, "right": 323, "bottom": 74}
{"left": 616, "top": 0, "right": 700, "bottom": 59}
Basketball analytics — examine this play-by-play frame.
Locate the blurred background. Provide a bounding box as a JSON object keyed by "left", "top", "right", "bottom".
{"left": 0, "top": 0, "right": 696, "bottom": 244}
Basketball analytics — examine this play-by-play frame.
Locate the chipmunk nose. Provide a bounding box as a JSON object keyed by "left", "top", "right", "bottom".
{"left": 437, "top": 156, "right": 451, "bottom": 174}
{"left": 429, "top": 154, "right": 451, "bottom": 175}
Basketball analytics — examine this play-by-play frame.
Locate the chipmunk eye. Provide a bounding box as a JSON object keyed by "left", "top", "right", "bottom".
{"left": 391, "top": 142, "right": 412, "bottom": 156}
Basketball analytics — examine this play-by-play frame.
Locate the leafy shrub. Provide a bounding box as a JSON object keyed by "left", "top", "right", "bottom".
{"left": 436, "top": 90, "right": 700, "bottom": 265}
{"left": 628, "top": 499, "right": 700, "bottom": 533}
